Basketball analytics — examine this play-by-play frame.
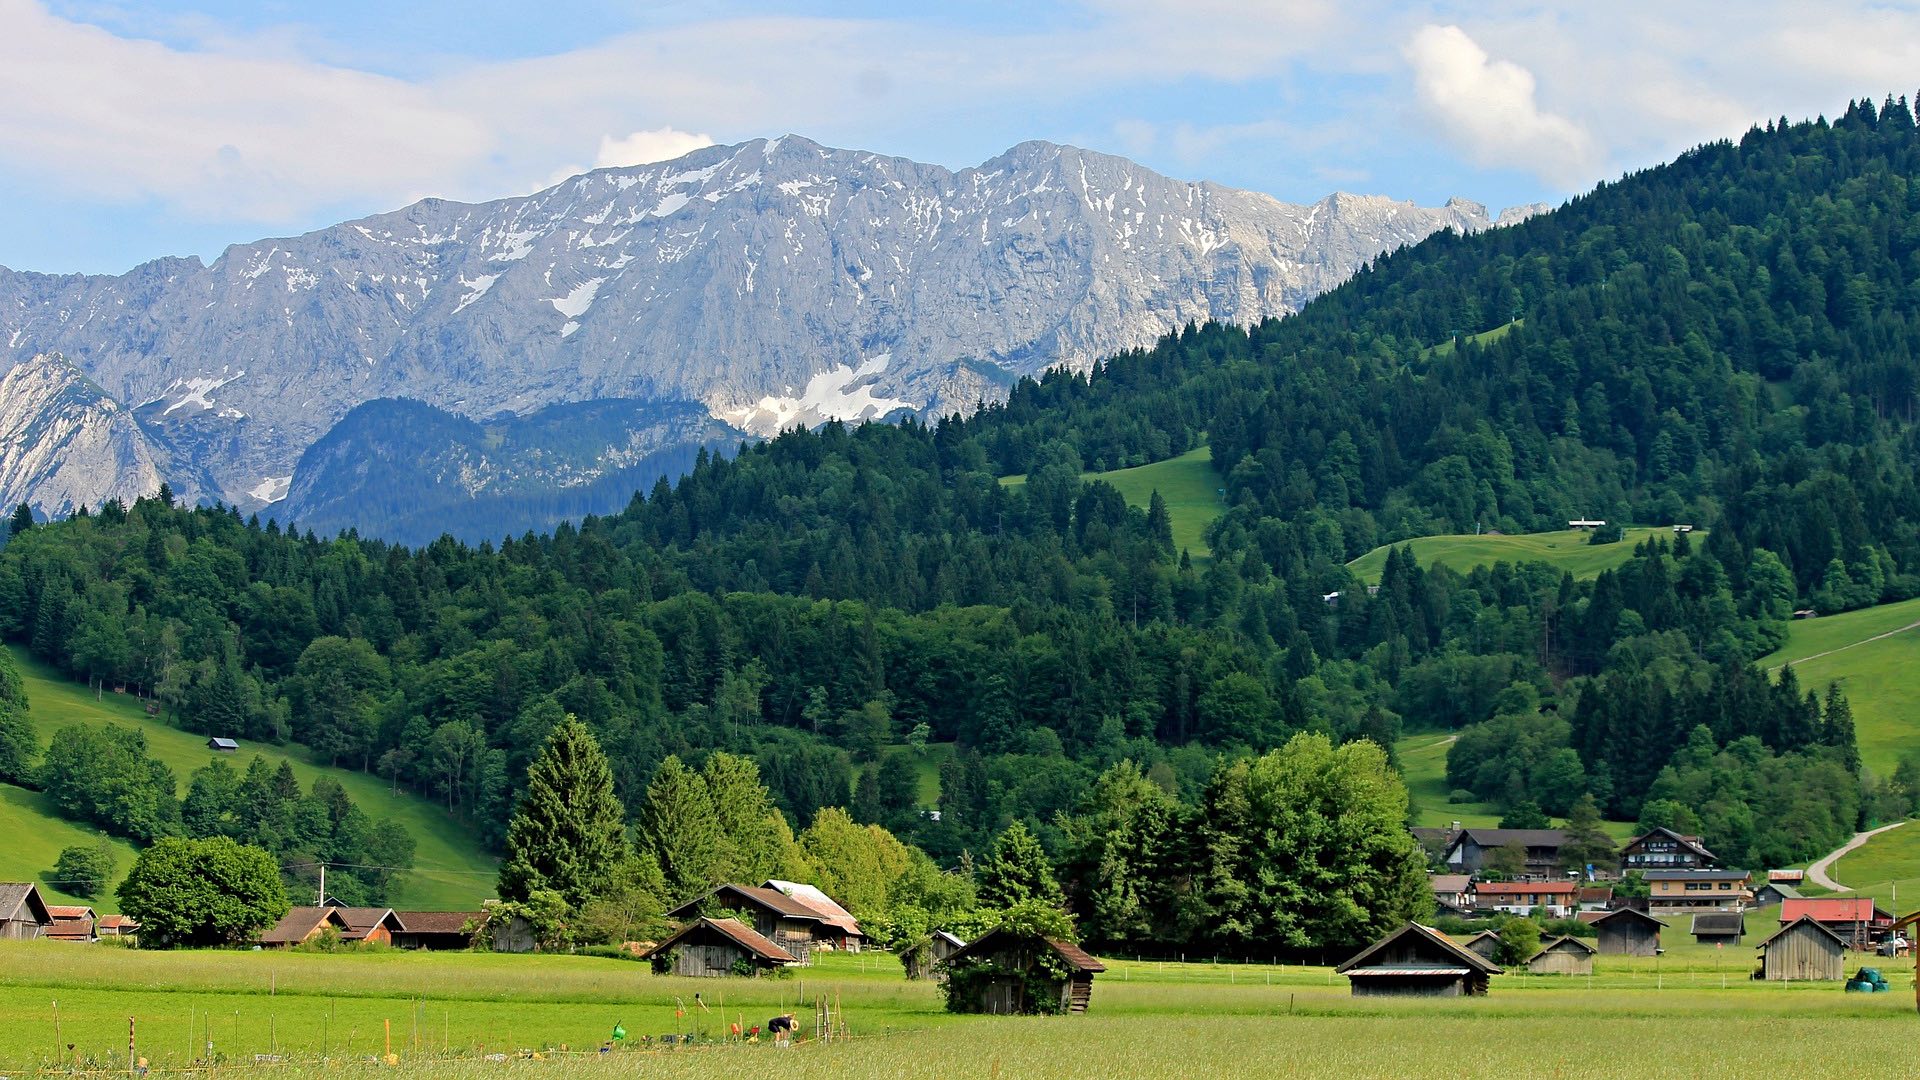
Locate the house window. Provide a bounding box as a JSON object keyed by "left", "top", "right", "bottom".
{"left": 1719, "top": 882, "right": 1731, "bottom": 890}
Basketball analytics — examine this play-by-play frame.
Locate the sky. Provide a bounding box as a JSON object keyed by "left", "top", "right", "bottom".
{"left": 5, "top": 0, "right": 1920, "bottom": 274}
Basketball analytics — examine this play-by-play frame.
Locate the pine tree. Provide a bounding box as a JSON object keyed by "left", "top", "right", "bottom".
{"left": 635, "top": 755, "right": 722, "bottom": 901}
{"left": 7, "top": 503, "right": 31, "bottom": 536}
{"left": 498, "top": 716, "right": 631, "bottom": 909}
{"left": 975, "top": 821, "right": 1065, "bottom": 910}
{"left": 0, "top": 648, "right": 32, "bottom": 784}
{"left": 1559, "top": 793, "right": 1617, "bottom": 873}
{"left": 1822, "top": 683, "right": 1861, "bottom": 773}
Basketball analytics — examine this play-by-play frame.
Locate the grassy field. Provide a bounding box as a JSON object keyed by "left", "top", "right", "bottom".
{"left": 1348, "top": 527, "right": 1689, "bottom": 584}
{"left": 0, "top": 940, "right": 1911, "bottom": 1078}
{"left": 1424, "top": 318, "right": 1524, "bottom": 359}
{"left": 1828, "top": 823, "right": 1920, "bottom": 912}
{"left": 1001, "top": 446, "right": 1226, "bottom": 557}
{"left": 0, "top": 783, "right": 140, "bottom": 909}
{"left": 1757, "top": 597, "right": 1920, "bottom": 778}
{"left": 5, "top": 646, "right": 497, "bottom": 910}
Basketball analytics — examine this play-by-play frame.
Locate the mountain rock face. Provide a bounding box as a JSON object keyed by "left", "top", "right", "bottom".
{"left": 0, "top": 135, "right": 1541, "bottom": 522}
{"left": 0, "top": 353, "right": 176, "bottom": 518}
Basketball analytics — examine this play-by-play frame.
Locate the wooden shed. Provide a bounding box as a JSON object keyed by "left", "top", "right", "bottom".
{"left": 1691, "top": 911, "right": 1745, "bottom": 946}
{"left": 0, "top": 883, "right": 53, "bottom": 940}
{"left": 1589, "top": 908, "right": 1663, "bottom": 957}
{"left": 335, "top": 907, "right": 403, "bottom": 946}
{"left": 260, "top": 907, "right": 351, "bottom": 948}
{"left": 642, "top": 917, "right": 797, "bottom": 978}
{"left": 939, "top": 928, "right": 1106, "bottom": 1014}
{"left": 1335, "top": 923, "right": 1501, "bottom": 997}
{"left": 1756, "top": 916, "right": 1847, "bottom": 981}
{"left": 1461, "top": 929, "right": 1503, "bottom": 964}
{"left": 1526, "top": 935, "right": 1596, "bottom": 975}
{"left": 45, "top": 905, "right": 98, "bottom": 942}
{"left": 391, "top": 911, "right": 483, "bottom": 951}
{"left": 96, "top": 914, "right": 139, "bottom": 942}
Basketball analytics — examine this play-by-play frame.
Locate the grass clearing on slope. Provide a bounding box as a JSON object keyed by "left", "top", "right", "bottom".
{"left": 1755, "top": 598, "right": 1920, "bottom": 779}
{"left": 1395, "top": 733, "right": 1635, "bottom": 839}
{"left": 1423, "top": 318, "right": 1525, "bottom": 359}
{"left": 0, "top": 783, "right": 139, "bottom": 910}
{"left": 1349, "top": 527, "right": 1692, "bottom": 584}
{"left": 1002, "top": 446, "right": 1226, "bottom": 557}
{"left": 8, "top": 645, "right": 496, "bottom": 909}
{"left": 1829, "top": 822, "right": 1920, "bottom": 911}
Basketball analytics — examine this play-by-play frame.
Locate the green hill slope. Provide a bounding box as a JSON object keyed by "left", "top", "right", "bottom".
{"left": 1002, "top": 445, "right": 1226, "bottom": 556}
{"left": 0, "top": 783, "right": 140, "bottom": 911}
{"left": 1759, "top": 597, "right": 1920, "bottom": 778}
{"left": 1348, "top": 527, "right": 1693, "bottom": 584}
{"left": 6, "top": 646, "right": 497, "bottom": 909}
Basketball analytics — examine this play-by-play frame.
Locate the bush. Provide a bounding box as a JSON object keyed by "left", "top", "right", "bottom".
{"left": 1447, "top": 788, "right": 1477, "bottom": 804}
{"left": 116, "top": 836, "right": 287, "bottom": 948}
{"left": 48, "top": 840, "right": 116, "bottom": 899}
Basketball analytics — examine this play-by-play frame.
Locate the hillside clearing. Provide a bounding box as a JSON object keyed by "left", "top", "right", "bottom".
{"left": 0, "top": 783, "right": 139, "bottom": 910}
{"left": 6, "top": 646, "right": 497, "bottom": 910}
{"left": 1348, "top": 527, "right": 1695, "bottom": 584}
{"left": 1394, "top": 733, "right": 1635, "bottom": 839}
{"left": 1755, "top": 598, "right": 1920, "bottom": 778}
{"left": 1001, "top": 446, "right": 1225, "bottom": 557}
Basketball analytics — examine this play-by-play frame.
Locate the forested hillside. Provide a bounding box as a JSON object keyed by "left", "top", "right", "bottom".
{"left": 4, "top": 99, "right": 1920, "bottom": 953}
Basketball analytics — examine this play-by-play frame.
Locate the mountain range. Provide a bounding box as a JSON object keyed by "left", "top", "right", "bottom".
{"left": 0, "top": 135, "right": 1542, "bottom": 538}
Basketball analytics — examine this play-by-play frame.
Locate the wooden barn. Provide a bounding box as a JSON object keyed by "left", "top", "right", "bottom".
{"left": 1460, "top": 929, "right": 1504, "bottom": 964}
{"left": 1335, "top": 923, "right": 1501, "bottom": 997}
{"left": 1756, "top": 916, "right": 1847, "bottom": 981}
{"left": 939, "top": 929, "right": 1106, "bottom": 1014}
{"left": 1526, "top": 936, "right": 1596, "bottom": 975}
{"left": 1588, "top": 908, "right": 1663, "bottom": 957}
{"left": 96, "top": 914, "right": 139, "bottom": 942}
{"left": 44, "top": 906, "right": 97, "bottom": 942}
{"left": 260, "top": 907, "right": 351, "bottom": 948}
{"left": 664, "top": 883, "right": 864, "bottom": 963}
{"left": 1751, "top": 881, "right": 1800, "bottom": 909}
{"left": 1691, "top": 911, "right": 1745, "bottom": 946}
{"left": 642, "top": 917, "right": 798, "bottom": 978}
{"left": 0, "top": 884, "right": 52, "bottom": 940}
{"left": 335, "top": 908, "right": 403, "bottom": 946}
{"left": 391, "top": 912, "right": 483, "bottom": 950}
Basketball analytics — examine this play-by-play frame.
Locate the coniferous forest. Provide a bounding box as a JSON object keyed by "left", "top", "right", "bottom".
{"left": 7, "top": 99, "right": 1920, "bottom": 952}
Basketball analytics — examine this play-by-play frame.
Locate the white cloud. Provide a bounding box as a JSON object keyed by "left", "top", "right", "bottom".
{"left": 594, "top": 128, "right": 715, "bottom": 170}
{"left": 1404, "top": 24, "right": 1598, "bottom": 186}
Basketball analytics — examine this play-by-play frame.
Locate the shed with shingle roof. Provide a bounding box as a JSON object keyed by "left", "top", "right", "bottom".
{"left": 939, "top": 927, "right": 1105, "bottom": 1014}
{"left": 641, "top": 917, "right": 797, "bottom": 977}
{"left": 666, "top": 882, "right": 861, "bottom": 963}
{"left": 392, "top": 911, "right": 483, "bottom": 951}
{"left": 260, "top": 906, "right": 350, "bottom": 948}
{"left": 1691, "top": 911, "right": 1746, "bottom": 946}
{"left": 1756, "top": 915, "right": 1847, "bottom": 981}
{"left": 45, "top": 905, "right": 97, "bottom": 942}
{"left": 1526, "top": 935, "right": 1596, "bottom": 975}
{"left": 0, "top": 883, "right": 53, "bottom": 940}
{"left": 1335, "top": 922, "right": 1502, "bottom": 997}
{"left": 1588, "top": 907, "right": 1664, "bottom": 957}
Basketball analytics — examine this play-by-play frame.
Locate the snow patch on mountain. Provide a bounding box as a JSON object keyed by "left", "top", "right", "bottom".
{"left": 715, "top": 354, "right": 915, "bottom": 435}
{"left": 247, "top": 475, "right": 292, "bottom": 503}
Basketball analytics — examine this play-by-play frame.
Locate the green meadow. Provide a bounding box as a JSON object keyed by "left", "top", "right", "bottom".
{"left": 1348, "top": 527, "right": 1689, "bottom": 584}
{"left": 1001, "top": 446, "right": 1226, "bottom": 557}
{"left": 3, "top": 645, "right": 497, "bottom": 910}
{"left": 1758, "top": 597, "right": 1920, "bottom": 778}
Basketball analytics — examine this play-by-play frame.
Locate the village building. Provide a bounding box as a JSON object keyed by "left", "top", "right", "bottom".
{"left": 1750, "top": 880, "right": 1801, "bottom": 909}
{"left": 939, "top": 928, "right": 1105, "bottom": 1014}
{"left": 1428, "top": 874, "right": 1471, "bottom": 911}
{"left": 1779, "top": 897, "right": 1894, "bottom": 951}
{"left": 1577, "top": 885, "right": 1613, "bottom": 912}
{"left": 1468, "top": 879, "right": 1579, "bottom": 919}
{"left": 44, "top": 905, "right": 97, "bottom": 942}
{"left": 641, "top": 917, "right": 798, "bottom": 978}
{"left": 1587, "top": 907, "right": 1663, "bottom": 957}
{"left": 1459, "top": 929, "right": 1504, "bottom": 964}
{"left": 762, "top": 879, "right": 865, "bottom": 951}
{"left": 1756, "top": 915, "right": 1847, "bottom": 981}
{"left": 391, "top": 911, "right": 483, "bottom": 950}
{"left": 96, "top": 914, "right": 139, "bottom": 942}
{"left": 1644, "top": 869, "right": 1751, "bottom": 913}
{"left": 1442, "top": 829, "right": 1569, "bottom": 877}
{"left": 1619, "top": 827, "right": 1718, "bottom": 871}
{"left": 1526, "top": 936, "right": 1596, "bottom": 976}
{"left": 1336, "top": 923, "right": 1501, "bottom": 997}
{"left": 334, "top": 907, "right": 404, "bottom": 945}
{"left": 664, "top": 883, "right": 864, "bottom": 962}
{"left": 1690, "top": 911, "right": 1745, "bottom": 946}
{"left": 260, "top": 906, "right": 352, "bottom": 948}
{"left": 0, "top": 883, "right": 53, "bottom": 940}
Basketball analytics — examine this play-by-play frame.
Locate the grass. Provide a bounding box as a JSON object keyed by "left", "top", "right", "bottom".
{"left": 6, "top": 645, "right": 497, "bottom": 910}
{"left": 1423, "top": 318, "right": 1525, "bottom": 359}
{"left": 1757, "top": 597, "right": 1920, "bottom": 778}
{"left": 1828, "top": 823, "right": 1920, "bottom": 913}
{"left": 0, "top": 941, "right": 1914, "bottom": 1078}
{"left": 1395, "top": 733, "right": 1636, "bottom": 839}
{"left": 1001, "top": 446, "right": 1226, "bottom": 557}
{"left": 1348, "top": 527, "right": 1694, "bottom": 584}
{"left": 0, "top": 783, "right": 140, "bottom": 910}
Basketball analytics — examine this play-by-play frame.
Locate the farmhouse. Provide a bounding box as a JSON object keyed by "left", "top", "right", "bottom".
{"left": 664, "top": 882, "right": 864, "bottom": 962}
{"left": 642, "top": 916, "right": 797, "bottom": 977}
{"left": 1756, "top": 915, "right": 1847, "bottom": 981}
{"left": 44, "top": 905, "right": 97, "bottom": 942}
{"left": 1690, "top": 912, "right": 1745, "bottom": 946}
{"left": 1469, "top": 879, "right": 1578, "bottom": 918}
{"left": 1619, "top": 827, "right": 1718, "bottom": 871}
{"left": 1442, "top": 829, "right": 1568, "bottom": 876}
{"left": 391, "top": 911, "right": 483, "bottom": 950}
{"left": 1526, "top": 936, "right": 1596, "bottom": 976}
{"left": 1336, "top": 922, "right": 1501, "bottom": 997}
{"left": 1587, "top": 908, "right": 1663, "bottom": 957}
{"left": 1644, "top": 869, "right": 1751, "bottom": 913}
{"left": 260, "top": 906, "right": 351, "bottom": 948}
{"left": 1779, "top": 897, "right": 1893, "bottom": 950}
{"left": 0, "top": 883, "right": 53, "bottom": 940}
{"left": 1577, "top": 885, "right": 1613, "bottom": 912}
{"left": 939, "top": 928, "right": 1105, "bottom": 1014}
{"left": 1428, "top": 874, "right": 1471, "bottom": 910}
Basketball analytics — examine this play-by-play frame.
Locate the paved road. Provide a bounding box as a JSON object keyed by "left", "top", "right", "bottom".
{"left": 1806, "top": 821, "right": 1907, "bottom": 891}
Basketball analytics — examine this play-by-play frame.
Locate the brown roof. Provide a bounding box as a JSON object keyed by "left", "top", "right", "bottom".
{"left": 1577, "top": 886, "right": 1613, "bottom": 903}
{"left": 1336, "top": 923, "right": 1502, "bottom": 976}
{"left": 394, "top": 911, "right": 484, "bottom": 934}
{"left": 1526, "top": 935, "right": 1597, "bottom": 961}
{"left": 1428, "top": 874, "right": 1471, "bottom": 895}
{"left": 1472, "top": 880, "right": 1579, "bottom": 896}
{"left": 666, "top": 883, "right": 828, "bottom": 923}
{"left": 644, "top": 917, "right": 796, "bottom": 965}
{"left": 943, "top": 927, "right": 1106, "bottom": 973}
{"left": 260, "top": 906, "right": 350, "bottom": 945}
{"left": 762, "top": 880, "right": 864, "bottom": 938}
{"left": 47, "top": 905, "right": 95, "bottom": 920}
{"left": 98, "top": 915, "right": 139, "bottom": 931}
{"left": 332, "top": 907, "right": 402, "bottom": 939}
{"left": 1588, "top": 908, "right": 1665, "bottom": 929}
{"left": 0, "top": 883, "right": 51, "bottom": 926}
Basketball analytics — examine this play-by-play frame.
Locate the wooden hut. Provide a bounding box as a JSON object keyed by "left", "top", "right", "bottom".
{"left": 939, "top": 928, "right": 1106, "bottom": 1014}
{"left": 1525, "top": 936, "right": 1596, "bottom": 975}
{"left": 260, "top": 907, "right": 351, "bottom": 948}
{"left": 391, "top": 912, "right": 483, "bottom": 950}
{"left": 664, "top": 883, "right": 864, "bottom": 963}
{"left": 1589, "top": 908, "right": 1663, "bottom": 957}
{"left": 0, "top": 884, "right": 52, "bottom": 940}
{"left": 44, "top": 906, "right": 97, "bottom": 942}
{"left": 97, "top": 914, "right": 140, "bottom": 942}
{"left": 335, "top": 907, "right": 403, "bottom": 946}
{"left": 1461, "top": 929, "right": 1503, "bottom": 964}
{"left": 1690, "top": 911, "right": 1745, "bottom": 946}
{"left": 1335, "top": 923, "right": 1501, "bottom": 997}
{"left": 1755, "top": 916, "right": 1846, "bottom": 981}
{"left": 1751, "top": 881, "right": 1800, "bottom": 909}
{"left": 905, "top": 930, "right": 969, "bottom": 980}
{"left": 642, "top": 917, "right": 798, "bottom": 978}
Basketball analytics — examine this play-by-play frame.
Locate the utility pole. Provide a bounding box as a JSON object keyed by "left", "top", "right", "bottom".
{"left": 317, "top": 864, "right": 326, "bottom": 906}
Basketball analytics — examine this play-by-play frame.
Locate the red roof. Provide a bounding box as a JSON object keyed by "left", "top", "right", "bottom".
{"left": 1472, "top": 881, "right": 1579, "bottom": 896}
{"left": 1781, "top": 898, "right": 1889, "bottom": 924}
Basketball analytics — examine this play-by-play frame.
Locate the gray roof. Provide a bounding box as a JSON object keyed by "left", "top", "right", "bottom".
{"left": 1337, "top": 922, "right": 1502, "bottom": 976}
{"left": 1644, "top": 869, "right": 1750, "bottom": 881}
{"left": 0, "top": 883, "right": 51, "bottom": 926}
{"left": 1452, "top": 829, "right": 1568, "bottom": 848}
{"left": 1690, "top": 913, "right": 1746, "bottom": 935}
{"left": 1758, "top": 882, "right": 1802, "bottom": 899}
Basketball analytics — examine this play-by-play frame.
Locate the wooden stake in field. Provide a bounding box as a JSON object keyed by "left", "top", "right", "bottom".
{"left": 52, "top": 998, "right": 60, "bottom": 1062}
{"left": 128, "top": 1015, "right": 136, "bottom": 1075}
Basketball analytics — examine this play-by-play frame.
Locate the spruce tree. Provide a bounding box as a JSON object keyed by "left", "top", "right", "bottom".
{"left": 635, "top": 755, "right": 722, "bottom": 901}
{"left": 498, "top": 716, "right": 630, "bottom": 909}
{"left": 1822, "top": 683, "right": 1861, "bottom": 773}
{"left": 976, "top": 820, "right": 1065, "bottom": 910}
{"left": 0, "top": 648, "right": 32, "bottom": 784}
{"left": 7, "top": 503, "right": 31, "bottom": 536}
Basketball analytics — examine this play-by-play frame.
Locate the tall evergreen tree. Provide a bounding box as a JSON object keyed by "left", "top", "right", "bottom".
{"left": 635, "top": 755, "right": 722, "bottom": 901}
{"left": 0, "top": 647, "right": 33, "bottom": 784}
{"left": 498, "top": 716, "right": 630, "bottom": 909}
{"left": 975, "top": 820, "right": 1065, "bottom": 910}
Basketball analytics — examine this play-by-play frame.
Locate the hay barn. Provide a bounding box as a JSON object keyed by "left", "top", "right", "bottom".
{"left": 1756, "top": 916, "right": 1846, "bottom": 981}
{"left": 940, "top": 929, "right": 1105, "bottom": 1014}
{"left": 1336, "top": 923, "right": 1501, "bottom": 997}
{"left": 1589, "top": 908, "right": 1663, "bottom": 957}
{"left": 642, "top": 917, "right": 797, "bottom": 978}
{"left": 1526, "top": 935, "right": 1595, "bottom": 975}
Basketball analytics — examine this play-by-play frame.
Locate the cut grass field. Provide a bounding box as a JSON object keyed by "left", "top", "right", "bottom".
{"left": 5, "top": 645, "right": 496, "bottom": 910}
{"left": 1001, "top": 446, "right": 1225, "bottom": 557}
{"left": 0, "top": 940, "right": 1911, "bottom": 1078}
{"left": 1348, "top": 527, "right": 1691, "bottom": 584}
{"left": 1757, "top": 596, "right": 1920, "bottom": 778}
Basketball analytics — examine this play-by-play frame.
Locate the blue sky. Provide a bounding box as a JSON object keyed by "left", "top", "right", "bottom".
{"left": 5, "top": 0, "right": 1919, "bottom": 274}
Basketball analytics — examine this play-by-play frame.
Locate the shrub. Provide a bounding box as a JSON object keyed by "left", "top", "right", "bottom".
{"left": 48, "top": 839, "right": 116, "bottom": 899}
